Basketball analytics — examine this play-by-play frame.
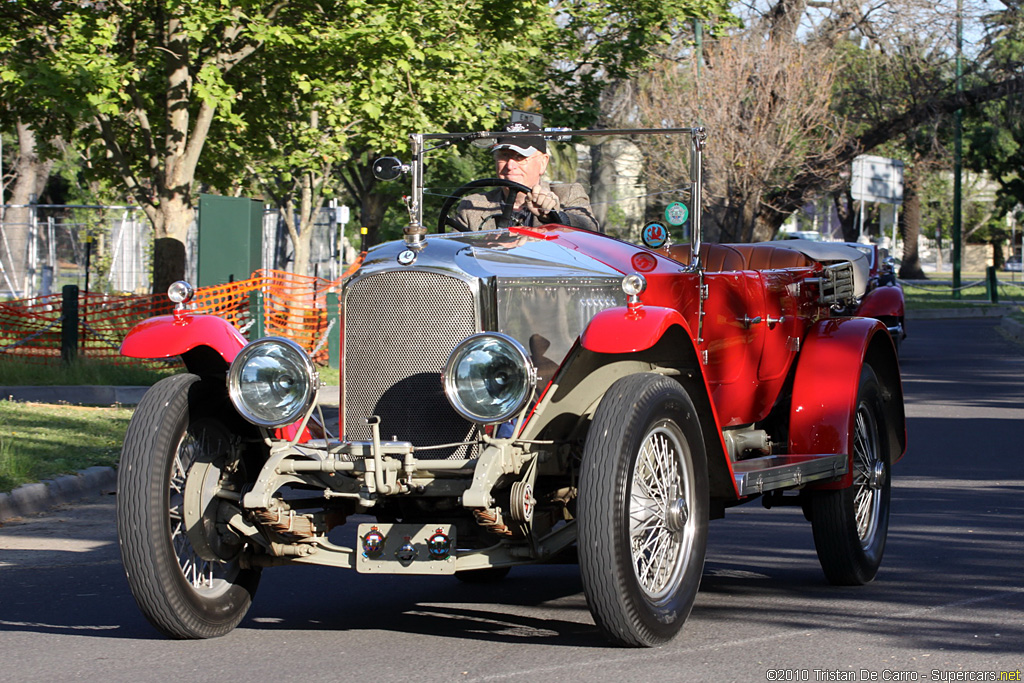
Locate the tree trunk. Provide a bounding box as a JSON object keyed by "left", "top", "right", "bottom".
{"left": 1, "top": 122, "right": 54, "bottom": 297}
{"left": 340, "top": 156, "right": 391, "bottom": 248}
{"left": 834, "top": 190, "right": 858, "bottom": 242}
{"left": 150, "top": 195, "right": 193, "bottom": 295}
{"left": 898, "top": 169, "right": 927, "bottom": 279}
{"left": 359, "top": 191, "right": 390, "bottom": 248}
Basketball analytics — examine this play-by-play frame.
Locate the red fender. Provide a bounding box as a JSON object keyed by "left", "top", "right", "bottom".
{"left": 580, "top": 305, "right": 694, "bottom": 354}
{"left": 856, "top": 284, "right": 905, "bottom": 319}
{"left": 122, "top": 315, "right": 318, "bottom": 442}
{"left": 789, "top": 317, "right": 896, "bottom": 489}
{"left": 120, "top": 314, "right": 248, "bottom": 363}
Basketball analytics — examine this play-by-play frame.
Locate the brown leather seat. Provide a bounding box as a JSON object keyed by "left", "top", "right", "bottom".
{"left": 666, "top": 244, "right": 746, "bottom": 271}
{"left": 731, "top": 244, "right": 814, "bottom": 269}
{"left": 667, "top": 243, "right": 814, "bottom": 271}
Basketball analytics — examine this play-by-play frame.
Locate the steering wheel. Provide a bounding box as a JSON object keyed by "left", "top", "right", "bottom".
{"left": 437, "top": 178, "right": 533, "bottom": 233}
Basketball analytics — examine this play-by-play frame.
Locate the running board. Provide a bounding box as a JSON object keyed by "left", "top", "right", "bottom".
{"left": 732, "top": 453, "right": 848, "bottom": 497}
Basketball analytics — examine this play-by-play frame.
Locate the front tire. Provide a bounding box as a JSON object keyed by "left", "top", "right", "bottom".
{"left": 117, "top": 374, "right": 261, "bottom": 639}
{"left": 578, "top": 373, "right": 709, "bottom": 647}
{"left": 809, "top": 364, "right": 891, "bottom": 585}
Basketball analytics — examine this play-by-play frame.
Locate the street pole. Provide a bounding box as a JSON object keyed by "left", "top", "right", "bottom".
{"left": 1012, "top": 209, "right": 1018, "bottom": 283}
{"left": 952, "top": 0, "right": 963, "bottom": 299}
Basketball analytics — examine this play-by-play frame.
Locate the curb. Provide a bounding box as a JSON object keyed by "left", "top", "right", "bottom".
{"left": 0, "top": 466, "right": 116, "bottom": 524}
{"left": 1001, "top": 316, "right": 1024, "bottom": 343}
{"left": 0, "top": 385, "right": 150, "bottom": 406}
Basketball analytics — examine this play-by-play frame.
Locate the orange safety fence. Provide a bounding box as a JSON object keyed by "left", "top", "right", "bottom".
{"left": 0, "top": 269, "right": 337, "bottom": 366}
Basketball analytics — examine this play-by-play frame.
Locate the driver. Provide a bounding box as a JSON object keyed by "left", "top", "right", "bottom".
{"left": 451, "top": 121, "right": 599, "bottom": 232}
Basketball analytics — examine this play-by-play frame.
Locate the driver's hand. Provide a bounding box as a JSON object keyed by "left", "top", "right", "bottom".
{"left": 526, "top": 184, "right": 560, "bottom": 217}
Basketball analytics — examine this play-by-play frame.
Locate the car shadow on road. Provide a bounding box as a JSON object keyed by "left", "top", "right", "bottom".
{"left": 241, "top": 560, "right": 606, "bottom": 647}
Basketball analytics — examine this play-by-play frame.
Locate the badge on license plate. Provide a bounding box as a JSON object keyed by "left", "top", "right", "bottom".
{"left": 355, "top": 523, "right": 457, "bottom": 574}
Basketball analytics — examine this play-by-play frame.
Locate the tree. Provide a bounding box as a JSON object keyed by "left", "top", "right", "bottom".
{"left": 1, "top": 1, "right": 327, "bottom": 293}
{"left": 326, "top": 0, "right": 559, "bottom": 247}
{"left": 964, "top": 0, "right": 1024, "bottom": 256}
{"left": 621, "top": 0, "right": 1024, "bottom": 244}
{"left": 633, "top": 32, "right": 847, "bottom": 242}
{"left": 335, "top": 0, "right": 735, "bottom": 247}
{"left": 0, "top": 123, "right": 54, "bottom": 296}
{"left": 3, "top": 0, "right": 737, "bottom": 288}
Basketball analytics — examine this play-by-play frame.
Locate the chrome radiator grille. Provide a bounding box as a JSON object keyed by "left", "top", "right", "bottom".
{"left": 344, "top": 270, "right": 481, "bottom": 459}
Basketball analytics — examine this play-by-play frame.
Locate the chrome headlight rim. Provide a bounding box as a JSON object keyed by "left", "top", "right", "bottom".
{"left": 442, "top": 332, "right": 537, "bottom": 425}
{"left": 227, "top": 336, "right": 319, "bottom": 428}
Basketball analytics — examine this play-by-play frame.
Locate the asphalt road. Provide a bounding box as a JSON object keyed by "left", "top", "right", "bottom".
{"left": 1, "top": 318, "right": 1022, "bottom": 683}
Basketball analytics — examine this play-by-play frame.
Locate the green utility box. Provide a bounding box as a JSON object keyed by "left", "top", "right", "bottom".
{"left": 197, "top": 194, "right": 263, "bottom": 287}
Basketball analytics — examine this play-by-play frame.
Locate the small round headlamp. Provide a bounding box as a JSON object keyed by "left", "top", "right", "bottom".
{"left": 167, "top": 280, "right": 195, "bottom": 305}
{"left": 622, "top": 273, "right": 647, "bottom": 297}
{"left": 443, "top": 333, "right": 536, "bottom": 425}
{"left": 228, "top": 337, "right": 318, "bottom": 428}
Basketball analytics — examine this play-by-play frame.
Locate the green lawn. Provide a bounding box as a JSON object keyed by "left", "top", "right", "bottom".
{"left": 902, "top": 279, "right": 1024, "bottom": 309}
{"left": 0, "top": 357, "right": 180, "bottom": 386}
{"left": 0, "top": 401, "right": 133, "bottom": 493}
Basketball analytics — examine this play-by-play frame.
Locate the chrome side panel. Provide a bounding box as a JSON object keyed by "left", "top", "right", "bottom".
{"left": 496, "top": 277, "right": 623, "bottom": 386}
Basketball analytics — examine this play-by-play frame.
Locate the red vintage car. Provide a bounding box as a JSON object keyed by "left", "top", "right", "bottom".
{"left": 116, "top": 127, "right": 906, "bottom": 647}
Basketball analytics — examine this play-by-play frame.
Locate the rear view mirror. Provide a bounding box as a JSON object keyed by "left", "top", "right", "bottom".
{"left": 372, "top": 157, "right": 407, "bottom": 181}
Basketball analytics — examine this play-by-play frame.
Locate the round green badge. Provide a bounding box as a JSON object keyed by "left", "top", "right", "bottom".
{"left": 665, "top": 202, "right": 689, "bottom": 226}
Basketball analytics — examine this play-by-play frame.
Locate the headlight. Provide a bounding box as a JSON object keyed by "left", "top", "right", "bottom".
{"left": 228, "top": 337, "right": 318, "bottom": 427}
{"left": 443, "top": 333, "right": 536, "bottom": 425}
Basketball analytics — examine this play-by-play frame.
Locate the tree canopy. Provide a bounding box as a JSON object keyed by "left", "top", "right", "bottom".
{"left": 1, "top": 0, "right": 732, "bottom": 289}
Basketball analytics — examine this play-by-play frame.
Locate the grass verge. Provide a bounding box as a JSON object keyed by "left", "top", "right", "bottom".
{"left": 0, "top": 401, "right": 133, "bottom": 493}
{"left": 0, "top": 357, "right": 180, "bottom": 386}
{"left": 902, "top": 280, "right": 1024, "bottom": 310}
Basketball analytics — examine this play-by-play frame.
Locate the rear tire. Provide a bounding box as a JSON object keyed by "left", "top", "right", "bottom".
{"left": 578, "top": 373, "right": 708, "bottom": 647}
{"left": 117, "top": 374, "right": 260, "bottom": 639}
{"left": 809, "top": 364, "right": 891, "bottom": 585}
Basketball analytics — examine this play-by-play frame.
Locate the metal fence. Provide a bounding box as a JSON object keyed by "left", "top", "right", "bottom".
{"left": 0, "top": 205, "right": 149, "bottom": 299}
{"left": 2, "top": 203, "right": 357, "bottom": 299}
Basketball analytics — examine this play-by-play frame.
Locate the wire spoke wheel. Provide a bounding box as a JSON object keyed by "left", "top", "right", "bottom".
{"left": 851, "top": 404, "right": 883, "bottom": 545}
{"left": 579, "top": 373, "right": 708, "bottom": 647}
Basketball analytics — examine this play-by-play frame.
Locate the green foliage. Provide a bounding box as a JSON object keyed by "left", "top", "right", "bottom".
{"left": 964, "top": 2, "right": 1024, "bottom": 215}
{"left": 2, "top": 0, "right": 736, "bottom": 273}
{"left": 537, "top": 0, "right": 736, "bottom": 128}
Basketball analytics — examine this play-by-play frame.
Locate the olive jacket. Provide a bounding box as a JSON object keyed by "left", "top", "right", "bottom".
{"left": 451, "top": 181, "right": 599, "bottom": 232}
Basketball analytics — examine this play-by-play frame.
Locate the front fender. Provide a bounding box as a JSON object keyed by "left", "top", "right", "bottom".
{"left": 580, "top": 306, "right": 694, "bottom": 354}
{"left": 790, "top": 317, "right": 905, "bottom": 489}
{"left": 120, "top": 314, "right": 248, "bottom": 369}
{"left": 856, "top": 284, "right": 904, "bottom": 319}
